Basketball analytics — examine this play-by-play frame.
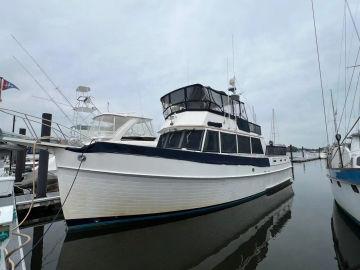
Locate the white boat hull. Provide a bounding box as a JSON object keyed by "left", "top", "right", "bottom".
{"left": 54, "top": 144, "right": 292, "bottom": 225}
{"left": 329, "top": 169, "right": 360, "bottom": 224}
{"left": 330, "top": 182, "right": 360, "bottom": 224}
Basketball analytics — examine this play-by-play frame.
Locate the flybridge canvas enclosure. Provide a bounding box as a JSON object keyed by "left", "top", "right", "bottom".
{"left": 160, "top": 84, "right": 261, "bottom": 135}
{"left": 160, "top": 84, "right": 244, "bottom": 119}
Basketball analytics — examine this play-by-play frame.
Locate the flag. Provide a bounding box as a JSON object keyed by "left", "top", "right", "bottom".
{"left": 0, "top": 77, "right": 19, "bottom": 91}
{"left": 0, "top": 77, "right": 19, "bottom": 102}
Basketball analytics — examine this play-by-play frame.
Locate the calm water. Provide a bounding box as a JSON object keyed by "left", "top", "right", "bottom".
{"left": 18, "top": 160, "right": 360, "bottom": 269}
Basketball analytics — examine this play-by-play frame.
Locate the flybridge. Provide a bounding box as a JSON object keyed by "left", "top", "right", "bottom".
{"left": 160, "top": 84, "right": 261, "bottom": 135}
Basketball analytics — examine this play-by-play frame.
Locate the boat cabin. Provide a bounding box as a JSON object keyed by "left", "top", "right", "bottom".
{"left": 158, "top": 84, "right": 266, "bottom": 155}
{"left": 160, "top": 84, "right": 261, "bottom": 135}
{"left": 88, "top": 113, "right": 156, "bottom": 143}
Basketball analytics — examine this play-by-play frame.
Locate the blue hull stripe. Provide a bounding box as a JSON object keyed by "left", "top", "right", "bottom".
{"left": 66, "top": 179, "right": 292, "bottom": 234}
{"left": 67, "top": 142, "right": 271, "bottom": 167}
{"left": 329, "top": 169, "right": 360, "bottom": 185}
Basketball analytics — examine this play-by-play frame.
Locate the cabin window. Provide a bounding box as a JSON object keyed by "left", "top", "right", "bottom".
{"left": 181, "top": 130, "right": 204, "bottom": 151}
{"left": 123, "top": 120, "right": 155, "bottom": 138}
{"left": 251, "top": 138, "right": 264, "bottom": 154}
{"left": 221, "top": 132, "right": 237, "bottom": 153}
{"left": 157, "top": 133, "right": 168, "bottom": 148}
{"left": 170, "top": 89, "right": 186, "bottom": 113}
{"left": 356, "top": 157, "right": 360, "bottom": 166}
{"left": 223, "top": 97, "right": 233, "bottom": 116}
{"left": 237, "top": 135, "right": 251, "bottom": 153}
{"left": 170, "top": 89, "right": 185, "bottom": 104}
{"left": 165, "top": 131, "right": 183, "bottom": 149}
{"left": 351, "top": 185, "right": 359, "bottom": 193}
{"left": 233, "top": 100, "right": 240, "bottom": 117}
{"left": 209, "top": 92, "right": 223, "bottom": 112}
{"left": 203, "top": 130, "right": 219, "bottom": 153}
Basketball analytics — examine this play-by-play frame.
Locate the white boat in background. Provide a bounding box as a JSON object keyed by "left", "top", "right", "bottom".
{"left": 328, "top": 133, "right": 360, "bottom": 224}
{"left": 320, "top": 151, "right": 327, "bottom": 159}
{"left": 53, "top": 83, "right": 293, "bottom": 227}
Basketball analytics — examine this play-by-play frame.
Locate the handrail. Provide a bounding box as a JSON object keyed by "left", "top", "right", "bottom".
{"left": 0, "top": 107, "right": 91, "bottom": 144}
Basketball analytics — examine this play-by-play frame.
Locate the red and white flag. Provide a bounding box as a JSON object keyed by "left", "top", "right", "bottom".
{"left": 0, "top": 77, "right": 19, "bottom": 102}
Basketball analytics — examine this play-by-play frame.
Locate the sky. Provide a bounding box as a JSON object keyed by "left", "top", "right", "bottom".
{"left": 0, "top": 0, "right": 359, "bottom": 148}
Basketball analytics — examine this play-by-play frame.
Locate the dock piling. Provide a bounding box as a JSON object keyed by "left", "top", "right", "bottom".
{"left": 36, "top": 113, "right": 52, "bottom": 198}
{"left": 15, "top": 128, "right": 26, "bottom": 182}
{"left": 9, "top": 115, "right": 16, "bottom": 173}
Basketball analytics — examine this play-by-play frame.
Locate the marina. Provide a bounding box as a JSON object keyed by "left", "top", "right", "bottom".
{"left": 1, "top": 1, "right": 360, "bottom": 269}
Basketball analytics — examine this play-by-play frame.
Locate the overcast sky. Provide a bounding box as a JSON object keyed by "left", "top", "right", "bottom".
{"left": 0, "top": 0, "right": 359, "bottom": 148}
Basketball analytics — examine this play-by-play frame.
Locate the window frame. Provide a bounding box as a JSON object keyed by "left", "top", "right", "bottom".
{"left": 237, "top": 134, "right": 251, "bottom": 154}
{"left": 220, "top": 132, "right": 237, "bottom": 154}
{"left": 202, "top": 129, "right": 220, "bottom": 153}
{"left": 250, "top": 137, "right": 264, "bottom": 154}
{"left": 181, "top": 129, "right": 205, "bottom": 151}
{"left": 165, "top": 131, "right": 184, "bottom": 149}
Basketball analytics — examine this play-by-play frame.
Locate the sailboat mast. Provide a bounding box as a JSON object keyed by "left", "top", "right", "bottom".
{"left": 330, "top": 89, "right": 338, "bottom": 137}
{"left": 272, "top": 108, "right": 276, "bottom": 144}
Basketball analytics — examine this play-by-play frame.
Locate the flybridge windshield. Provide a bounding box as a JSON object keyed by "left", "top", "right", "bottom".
{"left": 89, "top": 115, "right": 155, "bottom": 139}
{"left": 160, "top": 84, "right": 246, "bottom": 119}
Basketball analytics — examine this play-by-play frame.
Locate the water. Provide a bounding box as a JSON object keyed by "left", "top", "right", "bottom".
{"left": 18, "top": 160, "right": 360, "bottom": 269}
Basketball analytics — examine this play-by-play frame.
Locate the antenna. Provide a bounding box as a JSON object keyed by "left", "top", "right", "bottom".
{"left": 228, "top": 35, "right": 237, "bottom": 93}
{"left": 13, "top": 56, "right": 73, "bottom": 124}
{"left": 232, "top": 34, "right": 235, "bottom": 78}
{"left": 252, "top": 105, "right": 257, "bottom": 123}
{"left": 186, "top": 60, "right": 190, "bottom": 85}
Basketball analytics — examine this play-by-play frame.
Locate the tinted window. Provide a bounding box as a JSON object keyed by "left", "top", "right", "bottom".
{"left": 357, "top": 157, "right": 360, "bottom": 166}
{"left": 237, "top": 135, "right": 251, "bottom": 153}
{"left": 170, "top": 89, "right": 185, "bottom": 104}
{"left": 266, "top": 145, "right": 287, "bottom": 156}
{"left": 186, "top": 86, "right": 208, "bottom": 101}
{"left": 157, "top": 133, "right": 168, "bottom": 148}
{"left": 165, "top": 131, "right": 183, "bottom": 149}
{"left": 209, "top": 92, "right": 223, "bottom": 112}
{"left": 221, "top": 132, "right": 237, "bottom": 153}
{"left": 203, "top": 131, "right": 219, "bottom": 153}
{"left": 251, "top": 137, "right": 264, "bottom": 154}
{"left": 181, "top": 130, "right": 204, "bottom": 151}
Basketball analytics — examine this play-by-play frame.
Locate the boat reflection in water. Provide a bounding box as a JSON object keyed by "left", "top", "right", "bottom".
{"left": 331, "top": 202, "right": 360, "bottom": 270}
{"left": 57, "top": 185, "right": 294, "bottom": 269}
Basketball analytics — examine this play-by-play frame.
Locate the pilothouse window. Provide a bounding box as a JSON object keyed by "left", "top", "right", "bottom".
{"left": 157, "top": 133, "right": 168, "bottom": 148}
{"left": 166, "top": 131, "right": 183, "bottom": 149}
{"left": 237, "top": 135, "right": 251, "bottom": 153}
{"left": 221, "top": 132, "right": 237, "bottom": 153}
{"left": 251, "top": 138, "right": 264, "bottom": 154}
{"left": 203, "top": 131, "right": 220, "bottom": 153}
{"left": 181, "top": 130, "right": 204, "bottom": 151}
